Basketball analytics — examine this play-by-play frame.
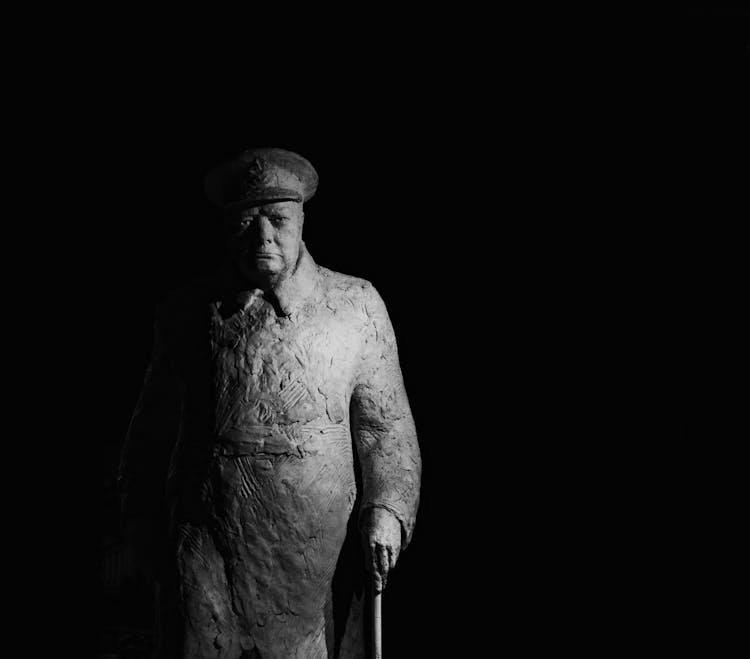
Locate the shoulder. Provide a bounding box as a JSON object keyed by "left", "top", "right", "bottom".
{"left": 315, "top": 267, "right": 395, "bottom": 338}
{"left": 315, "top": 266, "right": 386, "bottom": 313}
{"left": 316, "top": 265, "right": 371, "bottom": 294}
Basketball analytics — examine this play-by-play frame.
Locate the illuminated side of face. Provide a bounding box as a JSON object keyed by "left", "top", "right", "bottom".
{"left": 225, "top": 201, "right": 304, "bottom": 283}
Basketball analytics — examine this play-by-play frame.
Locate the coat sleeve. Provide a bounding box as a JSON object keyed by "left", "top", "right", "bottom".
{"left": 351, "top": 284, "right": 422, "bottom": 548}
{"left": 117, "top": 302, "right": 181, "bottom": 529}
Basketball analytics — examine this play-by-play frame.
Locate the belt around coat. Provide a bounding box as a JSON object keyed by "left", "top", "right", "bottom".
{"left": 216, "top": 421, "right": 350, "bottom": 458}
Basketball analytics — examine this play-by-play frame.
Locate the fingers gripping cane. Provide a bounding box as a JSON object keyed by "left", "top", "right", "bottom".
{"left": 372, "top": 581, "right": 383, "bottom": 659}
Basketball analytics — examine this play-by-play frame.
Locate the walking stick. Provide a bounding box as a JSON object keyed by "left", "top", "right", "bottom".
{"left": 372, "top": 583, "right": 383, "bottom": 659}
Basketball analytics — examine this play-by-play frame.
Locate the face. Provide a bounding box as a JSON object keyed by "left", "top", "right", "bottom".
{"left": 225, "top": 201, "right": 304, "bottom": 282}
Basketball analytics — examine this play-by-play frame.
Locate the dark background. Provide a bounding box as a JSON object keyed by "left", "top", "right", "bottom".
{"left": 27, "top": 4, "right": 747, "bottom": 656}
{"left": 96, "top": 122, "right": 506, "bottom": 657}
{"left": 88, "top": 21, "right": 516, "bottom": 658}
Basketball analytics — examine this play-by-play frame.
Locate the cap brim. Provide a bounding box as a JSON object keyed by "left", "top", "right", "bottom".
{"left": 204, "top": 154, "right": 315, "bottom": 208}
{"left": 222, "top": 190, "right": 304, "bottom": 212}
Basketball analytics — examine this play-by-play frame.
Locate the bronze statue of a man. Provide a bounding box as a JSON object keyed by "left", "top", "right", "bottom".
{"left": 118, "top": 147, "right": 422, "bottom": 658}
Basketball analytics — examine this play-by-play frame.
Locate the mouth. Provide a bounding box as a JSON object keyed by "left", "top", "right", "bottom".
{"left": 249, "top": 252, "right": 279, "bottom": 259}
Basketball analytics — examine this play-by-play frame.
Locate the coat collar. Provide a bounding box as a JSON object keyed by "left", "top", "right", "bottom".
{"left": 218, "top": 242, "right": 319, "bottom": 317}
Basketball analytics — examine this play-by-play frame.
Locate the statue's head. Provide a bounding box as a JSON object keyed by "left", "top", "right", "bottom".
{"left": 205, "top": 147, "right": 318, "bottom": 284}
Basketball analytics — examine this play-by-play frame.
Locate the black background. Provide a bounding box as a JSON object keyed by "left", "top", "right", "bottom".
{"left": 96, "top": 111, "right": 508, "bottom": 658}
{"left": 23, "top": 4, "right": 748, "bottom": 656}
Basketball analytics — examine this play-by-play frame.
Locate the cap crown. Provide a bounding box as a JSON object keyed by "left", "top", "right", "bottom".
{"left": 205, "top": 147, "right": 318, "bottom": 210}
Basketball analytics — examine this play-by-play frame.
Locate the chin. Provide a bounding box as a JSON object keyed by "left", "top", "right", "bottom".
{"left": 252, "top": 260, "right": 282, "bottom": 275}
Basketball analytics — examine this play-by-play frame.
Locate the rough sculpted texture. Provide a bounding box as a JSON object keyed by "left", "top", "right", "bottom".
{"left": 119, "top": 245, "right": 421, "bottom": 658}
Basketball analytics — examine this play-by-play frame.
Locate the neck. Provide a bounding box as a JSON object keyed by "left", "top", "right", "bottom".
{"left": 249, "top": 270, "right": 286, "bottom": 292}
{"left": 225, "top": 243, "right": 316, "bottom": 317}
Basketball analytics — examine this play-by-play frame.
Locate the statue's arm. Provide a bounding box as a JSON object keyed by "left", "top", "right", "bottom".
{"left": 117, "top": 303, "right": 181, "bottom": 574}
{"left": 351, "top": 284, "right": 422, "bottom": 590}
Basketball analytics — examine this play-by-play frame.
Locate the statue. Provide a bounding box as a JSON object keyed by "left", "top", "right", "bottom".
{"left": 118, "top": 147, "right": 422, "bottom": 658}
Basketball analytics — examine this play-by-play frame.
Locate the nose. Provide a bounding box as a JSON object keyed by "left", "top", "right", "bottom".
{"left": 256, "top": 215, "right": 274, "bottom": 242}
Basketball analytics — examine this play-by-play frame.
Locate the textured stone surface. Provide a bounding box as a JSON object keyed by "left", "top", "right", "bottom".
{"left": 119, "top": 239, "right": 421, "bottom": 658}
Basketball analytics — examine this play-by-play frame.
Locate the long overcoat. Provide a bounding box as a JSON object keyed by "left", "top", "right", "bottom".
{"left": 118, "top": 244, "right": 421, "bottom": 658}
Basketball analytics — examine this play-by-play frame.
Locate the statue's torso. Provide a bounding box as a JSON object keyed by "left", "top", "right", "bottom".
{"left": 210, "top": 282, "right": 365, "bottom": 432}
{"left": 163, "top": 266, "right": 372, "bottom": 658}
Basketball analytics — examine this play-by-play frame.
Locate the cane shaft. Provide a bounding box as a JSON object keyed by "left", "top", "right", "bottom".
{"left": 372, "top": 590, "right": 382, "bottom": 659}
